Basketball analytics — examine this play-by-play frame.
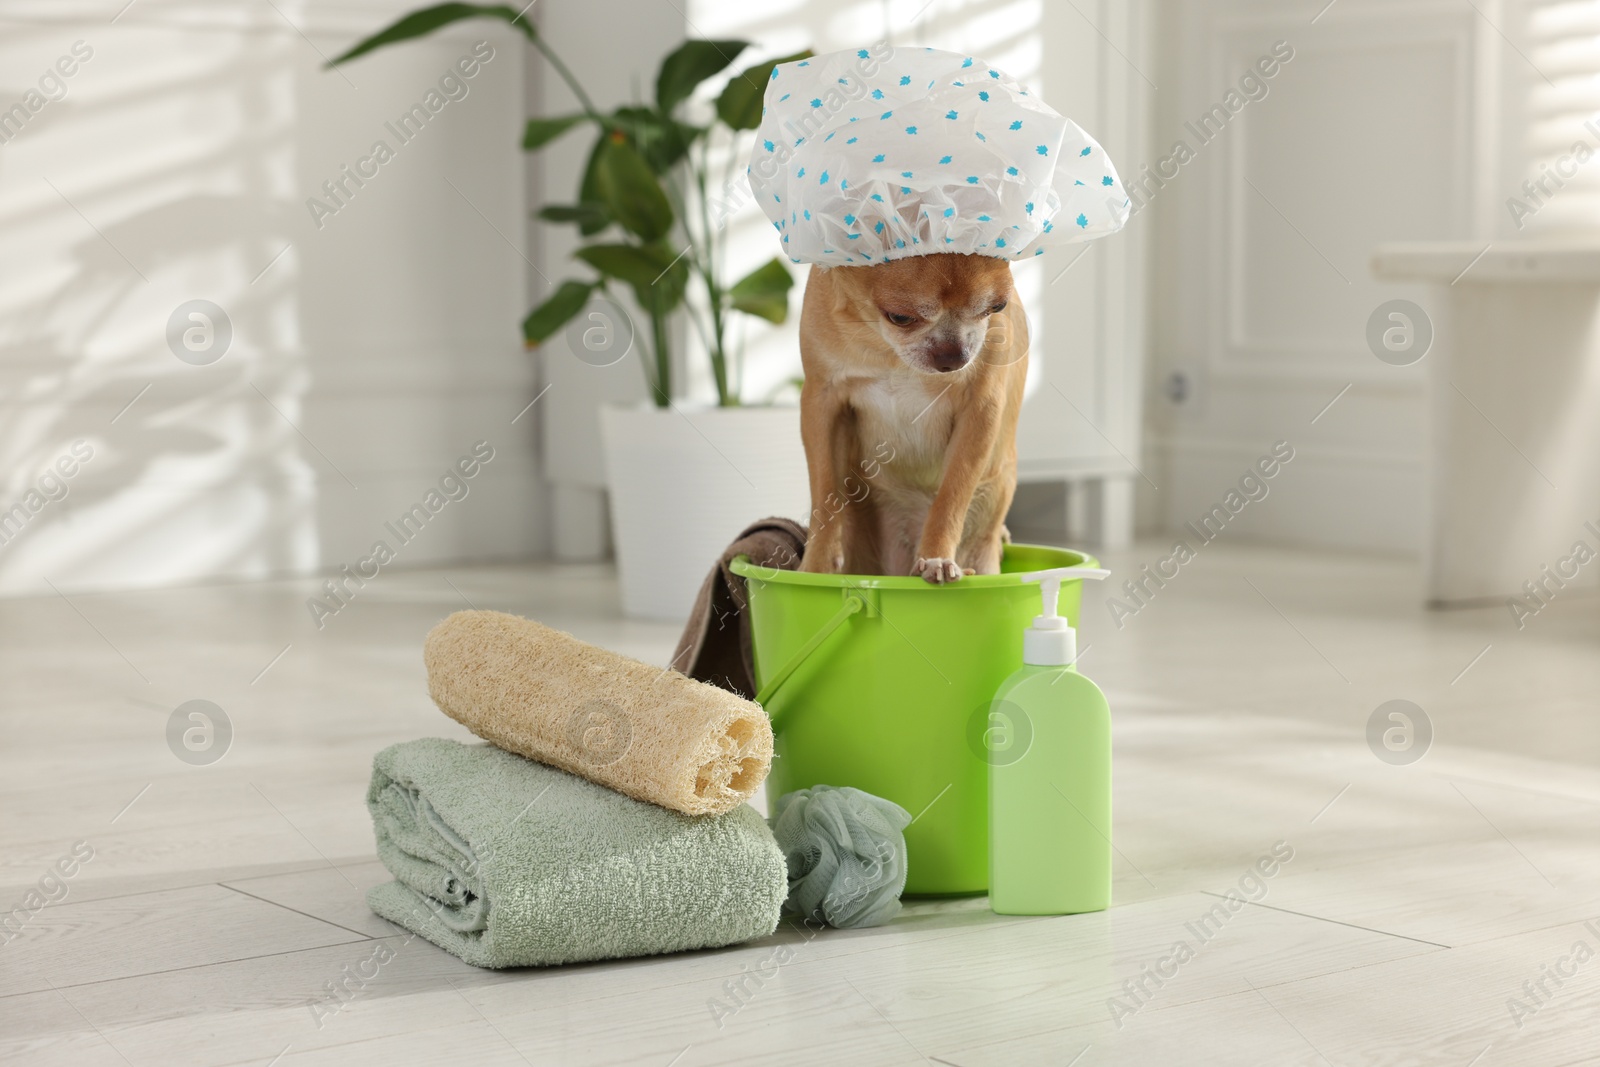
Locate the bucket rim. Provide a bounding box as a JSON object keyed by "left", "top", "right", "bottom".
{"left": 728, "top": 542, "right": 1100, "bottom": 589}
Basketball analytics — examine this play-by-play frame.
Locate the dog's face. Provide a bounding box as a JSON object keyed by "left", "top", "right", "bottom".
{"left": 833, "top": 253, "right": 1016, "bottom": 374}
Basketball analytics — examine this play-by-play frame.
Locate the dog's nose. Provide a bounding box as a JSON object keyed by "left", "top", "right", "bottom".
{"left": 928, "top": 342, "right": 968, "bottom": 372}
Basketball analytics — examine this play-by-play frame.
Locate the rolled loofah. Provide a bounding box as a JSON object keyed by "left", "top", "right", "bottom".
{"left": 770, "top": 785, "right": 912, "bottom": 929}
{"left": 423, "top": 610, "right": 772, "bottom": 816}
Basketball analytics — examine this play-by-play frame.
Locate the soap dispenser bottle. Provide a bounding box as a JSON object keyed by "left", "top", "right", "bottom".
{"left": 988, "top": 567, "right": 1113, "bottom": 915}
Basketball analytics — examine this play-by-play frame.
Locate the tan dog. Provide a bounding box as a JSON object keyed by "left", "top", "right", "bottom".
{"left": 797, "top": 253, "right": 1026, "bottom": 583}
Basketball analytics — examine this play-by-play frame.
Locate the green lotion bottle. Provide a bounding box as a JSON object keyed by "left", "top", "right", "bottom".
{"left": 989, "top": 567, "right": 1112, "bottom": 915}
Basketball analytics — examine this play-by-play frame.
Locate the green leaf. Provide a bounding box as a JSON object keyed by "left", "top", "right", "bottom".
{"left": 573, "top": 243, "right": 674, "bottom": 290}
{"left": 537, "top": 203, "right": 609, "bottom": 228}
{"left": 655, "top": 39, "right": 749, "bottom": 113}
{"left": 594, "top": 138, "right": 674, "bottom": 242}
{"left": 727, "top": 257, "right": 794, "bottom": 323}
{"left": 716, "top": 50, "right": 813, "bottom": 130}
{"left": 575, "top": 243, "right": 688, "bottom": 313}
{"left": 328, "top": 3, "right": 533, "bottom": 66}
{"left": 522, "top": 114, "right": 587, "bottom": 151}
{"left": 612, "top": 106, "right": 703, "bottom": 173}
{"left": 522, "top": 280, "right": 596, "bottom": 346}
{"left": 577, "top": 136, "right": 611, "bottom": 236}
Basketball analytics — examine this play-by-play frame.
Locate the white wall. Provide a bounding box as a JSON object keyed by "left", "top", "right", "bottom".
{"left": 1142, "top": 0, "right": 1493, "bottom": 554}
{"left": 0, "top": 0, "right": 544, "bottom": 596}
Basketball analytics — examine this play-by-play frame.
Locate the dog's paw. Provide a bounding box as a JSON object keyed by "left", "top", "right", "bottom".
{"left": 799, "top": 539, "right": 846, "bottom": 574}
{"left": 914, "top": 557, "right": 964, "bottom": 584}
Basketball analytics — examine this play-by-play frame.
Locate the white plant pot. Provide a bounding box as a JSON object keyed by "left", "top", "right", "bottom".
{"left": 599, "top": 402, "right": 810, "bottom": 621}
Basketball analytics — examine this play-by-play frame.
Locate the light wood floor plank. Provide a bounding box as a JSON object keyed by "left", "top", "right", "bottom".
{"left": 0, "top": 883, "right": 370, "bottom": 997}
{"left": 1, "top": 546, "right": 1596, "bottom": 1066}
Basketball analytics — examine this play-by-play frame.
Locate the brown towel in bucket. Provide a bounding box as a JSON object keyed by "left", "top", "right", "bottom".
{"left": 425, "top": 611, "right": 772, "bottom": 816}
{"left": 670, "top": 517, "right": 807, "bottom": 700}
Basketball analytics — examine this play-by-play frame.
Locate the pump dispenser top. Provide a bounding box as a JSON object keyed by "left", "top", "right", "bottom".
{"left": 1018, "top": 567, "right": 1110, "bottom": 666}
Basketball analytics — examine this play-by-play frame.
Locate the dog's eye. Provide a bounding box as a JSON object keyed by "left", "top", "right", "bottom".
{"left": 988, "top": 300, "right": 1008, "bottom": 314}
{"left": 883, "top": 311, "right": 917, "bottom": 327}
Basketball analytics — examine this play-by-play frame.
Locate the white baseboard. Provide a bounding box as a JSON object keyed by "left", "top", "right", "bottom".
{"left": 1159, "top": 438, "right": 1422, "bottom": 555}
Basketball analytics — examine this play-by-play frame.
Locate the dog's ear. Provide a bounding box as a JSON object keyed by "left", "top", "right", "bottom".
{"left": 825, "top": 265, "right": 874, "bottom": 316}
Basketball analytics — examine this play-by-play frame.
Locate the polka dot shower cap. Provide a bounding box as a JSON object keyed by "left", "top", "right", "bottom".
{"left": 747, "top": 45, "right": 1130, "bottom": 266}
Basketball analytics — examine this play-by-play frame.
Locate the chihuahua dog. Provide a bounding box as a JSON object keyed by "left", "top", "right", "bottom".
{"left": 797, "top": 252, "right": 1027, "bottom": 583}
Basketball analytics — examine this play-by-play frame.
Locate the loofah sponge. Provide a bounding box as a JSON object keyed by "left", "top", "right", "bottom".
{"left": 771, "top": 785, "right": 911, "bottom": 929}
{"left": 423, "top": 610, "right": 772, "bottom": 816}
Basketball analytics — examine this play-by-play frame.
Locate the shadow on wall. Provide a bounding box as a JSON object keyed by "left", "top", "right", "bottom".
{"left": 0, "top": 13, "right": 539, "bottom": 597}
{"left": 0, "top": 23, "right": 316, "bottom": 596}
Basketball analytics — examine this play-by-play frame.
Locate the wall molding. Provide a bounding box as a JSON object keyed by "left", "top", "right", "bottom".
{"left": 1160, "top": 435, "right": 1422, "bottom": 554}
{"left": 1150, "top": 432, "right": 1421, "bottom": 470}
{"left": 1201, "top": 362, "right": 1424, "bottom": 389}
{"left": 1208, "top": 7, "right": 1477, "bottom": 380}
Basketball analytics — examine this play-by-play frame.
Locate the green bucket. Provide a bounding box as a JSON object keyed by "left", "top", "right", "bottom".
{"left": 730, "top": 543, "right": 1098, "bottom": 895}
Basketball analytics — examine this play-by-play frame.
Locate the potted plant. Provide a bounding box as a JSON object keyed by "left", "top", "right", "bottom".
{"left": 334, "top": 5, "right": 811, "bottom": 619}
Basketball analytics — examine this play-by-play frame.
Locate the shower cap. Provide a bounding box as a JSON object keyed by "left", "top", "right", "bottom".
{"left": 770, "top": 784, "right": 911, "bottom": 929}
{"left": 747, "top": 45, "right": 1129, "bottom": 266}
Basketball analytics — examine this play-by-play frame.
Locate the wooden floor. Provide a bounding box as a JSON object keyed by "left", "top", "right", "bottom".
{"left": 2, "top": 542, "right": 1597, "bottom": 1066}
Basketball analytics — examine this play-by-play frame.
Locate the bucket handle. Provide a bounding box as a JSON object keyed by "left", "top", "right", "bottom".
{"left": 753, "top": 592, "right": 865, "bottom": 718}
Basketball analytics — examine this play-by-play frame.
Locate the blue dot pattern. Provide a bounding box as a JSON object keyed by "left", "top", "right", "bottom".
{"left": 748, "top": 46, "right": 1129, "bottom": 265}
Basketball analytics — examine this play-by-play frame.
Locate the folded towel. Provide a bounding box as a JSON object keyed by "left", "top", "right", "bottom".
{"left": 671, "top": 516, "right": 808, "bottom": 699}
{"left": 424, "top": 610, "right": 772, "bottom": 816}
{"left": 366, "top": 738, "right": 787, "bottom": 968}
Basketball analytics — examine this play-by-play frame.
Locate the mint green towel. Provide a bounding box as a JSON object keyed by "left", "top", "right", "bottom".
{"left": 365, "top": 738, "right": 787, "bottom": 968}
